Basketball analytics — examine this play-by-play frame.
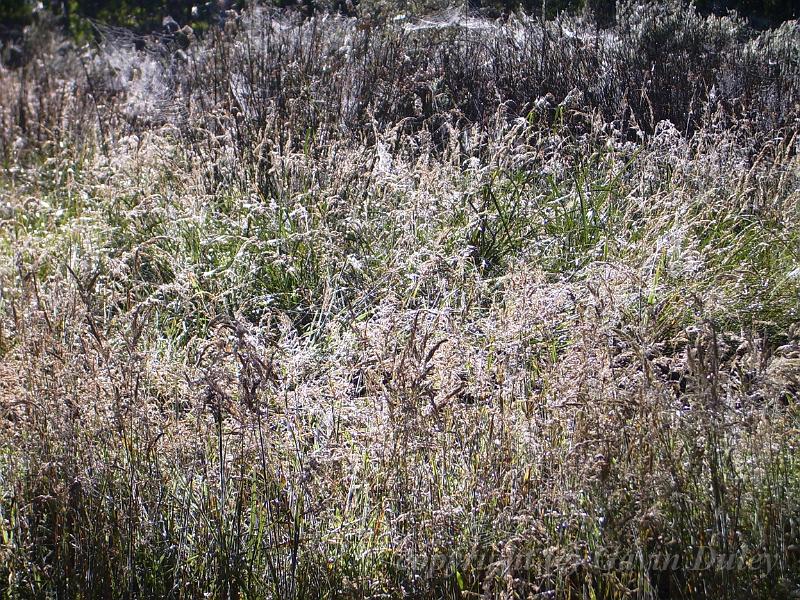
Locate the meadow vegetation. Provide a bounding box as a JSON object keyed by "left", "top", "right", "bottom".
{"left": 0, "top": 2, "right": 799, "bottom": 598}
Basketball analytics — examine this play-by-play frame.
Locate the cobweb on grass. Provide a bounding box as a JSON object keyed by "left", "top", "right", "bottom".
{"left": 400, "top": 6, "right": 499, "bottom": 32}
{"left": 89, "top": 19, "right": 188, "bottom": 127}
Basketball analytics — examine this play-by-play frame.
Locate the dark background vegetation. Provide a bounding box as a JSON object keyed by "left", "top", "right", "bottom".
{"left": 0, "top": 0, "right": 797, "bottom": 36}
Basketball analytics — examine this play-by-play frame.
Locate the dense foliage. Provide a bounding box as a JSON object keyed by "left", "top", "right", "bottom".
{"left": 0, "top": 0, "right": 798, "bottom": 33}
{"left": 0, "top": 1, "right": 798, "bottom": 598}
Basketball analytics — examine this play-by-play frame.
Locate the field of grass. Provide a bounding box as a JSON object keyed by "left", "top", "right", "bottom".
{"left": 0, "top": 2, "right": 799, "bottom": 598}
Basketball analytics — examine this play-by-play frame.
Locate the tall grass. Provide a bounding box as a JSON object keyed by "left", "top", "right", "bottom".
{"left": 0, "top": 2, "right": 799, "bottom": 598}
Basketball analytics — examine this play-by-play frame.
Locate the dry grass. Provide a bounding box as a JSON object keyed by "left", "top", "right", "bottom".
{"left": 0, "top": 2, "right": 799, "bottom": 598}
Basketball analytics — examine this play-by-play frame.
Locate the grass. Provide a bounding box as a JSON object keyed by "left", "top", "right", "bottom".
{"left": 0, "top": 1, "right": 799, "bottom": 598}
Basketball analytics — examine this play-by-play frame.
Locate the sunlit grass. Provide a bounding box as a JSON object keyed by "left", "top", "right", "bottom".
{"left": 0, "top": 2, "right": 799, "bottom": 599}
